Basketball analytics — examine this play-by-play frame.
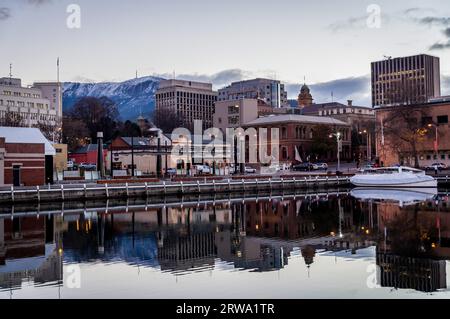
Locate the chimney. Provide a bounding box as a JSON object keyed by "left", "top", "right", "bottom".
{"left": 347, "top": 100, "right": 353, "bottom": 107}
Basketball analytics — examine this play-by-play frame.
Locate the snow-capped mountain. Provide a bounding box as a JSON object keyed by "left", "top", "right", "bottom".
{"left": 63, "top": 76, "right": 164, "bottom": 120}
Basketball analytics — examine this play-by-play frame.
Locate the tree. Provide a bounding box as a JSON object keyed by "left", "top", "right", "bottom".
{"left": 67, "top": 96, "right": 120, "bottom": 142}
{"left": 1, "top": 111, "right": 25, "bottom": 127}
{"left": 35, "top": 120, "right": 62, "bottom": 143}
{"left": 381, "top": 106, "right": 429, "bottom": 168}
{"left": 119, "top": 120, "right": 142, "bottom": 137}
{"left": 310, "top": 125, "right": 334, "bottom": 160}
{"left": 152, "top": 107, "right": 184, "bottom": 133}
{"left": 62, "top": 116, "right": 90, "bottom": 152}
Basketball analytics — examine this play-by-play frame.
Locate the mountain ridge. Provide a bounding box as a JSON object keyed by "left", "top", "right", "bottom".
{"left": 63, "top": 76, "right": 164, "bottom": 120}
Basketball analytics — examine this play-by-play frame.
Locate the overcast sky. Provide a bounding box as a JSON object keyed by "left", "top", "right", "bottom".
{"left": 1, "top": 0, "right": 450, "bottom": 105}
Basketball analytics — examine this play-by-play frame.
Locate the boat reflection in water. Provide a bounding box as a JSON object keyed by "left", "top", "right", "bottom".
{"left": 0, "top": 188, "right": 450, "bottom": 298}
{"left": 351, "top": 187, "right": 438, "bottom": 207}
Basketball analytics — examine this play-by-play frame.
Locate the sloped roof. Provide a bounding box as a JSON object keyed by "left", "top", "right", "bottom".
{"left": 243, "top": 114, "right": 348, "bottom": 126}
{"left": 0, "top": 127, "right": 55, "bottom": 155}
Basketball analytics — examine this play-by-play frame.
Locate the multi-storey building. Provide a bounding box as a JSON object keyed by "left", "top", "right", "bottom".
{"left": 218, "top": 78, "right": 289, "bottom": 108}
{"left": 155, "top": 79, "right": 217, "bottom": 130}
{"left": 0, "top": 77, "right": 62, "bottom": 141}
{"left": 371, "top": 54, "right": 441, "bottom": 107}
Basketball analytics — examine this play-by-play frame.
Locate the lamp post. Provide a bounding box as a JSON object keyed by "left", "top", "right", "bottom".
{"left": 427, "top": 123, "right": 438, "bottom": 159}
{"left": 359, "top": 129, "right": 370, "bottom": 162}
{"left": 329, "top": 132, "right": 342, "bottom": 172}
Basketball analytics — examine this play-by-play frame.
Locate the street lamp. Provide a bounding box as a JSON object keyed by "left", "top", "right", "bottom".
{"left": 329, "top": 132, "right": 342, "bottom": 173}
{"left": 427, "top": 123, "right": 438, "bottom": 160}
{"left": 359, "top": 129, "right": 371, "bottom": 163}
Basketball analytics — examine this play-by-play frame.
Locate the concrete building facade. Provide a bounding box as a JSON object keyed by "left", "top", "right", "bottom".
{"left": 213, "top": 99, "right": 259, "bottom": 133}
{"left": 0, "top": 77, "right": 62, "bottom": 141}
{"left": 155, "top": 79, "right": 217, "bottom": 130}
{"left": 218, "top": 78, "right": 288, "bottom": 108}
{"left": 371, "top": 54, "right": 441, "bottom": 107}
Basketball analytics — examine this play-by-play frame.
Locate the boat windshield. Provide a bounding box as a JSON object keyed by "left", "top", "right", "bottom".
{"left": 358, "top": 166, "right": 424, "bottom": 174}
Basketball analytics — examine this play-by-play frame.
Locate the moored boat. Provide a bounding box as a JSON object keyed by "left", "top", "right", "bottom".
{"left": 350, "top": 166, "right": 437, "bottom": 188}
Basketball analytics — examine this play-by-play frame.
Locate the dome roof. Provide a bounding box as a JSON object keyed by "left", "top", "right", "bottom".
{"left": 300, "top": 83, "right": 310, "bottom": 93}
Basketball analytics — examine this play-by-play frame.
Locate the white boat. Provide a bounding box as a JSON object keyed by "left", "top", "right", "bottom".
{"left": 350, "top": 166, "right": 437, "bottom": 188}
{"left": 350, "top": 188, "right": 437, "bottom": 207}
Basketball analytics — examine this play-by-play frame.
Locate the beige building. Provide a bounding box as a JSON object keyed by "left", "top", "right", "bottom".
{"left": 52, "top": 143, "right": 68, "bottom": 172}
{"left": 155, "top": 79, "right": 217, "bottom": 130}
{"left": 213, "top": 99, "right": 259, "bottom": 132}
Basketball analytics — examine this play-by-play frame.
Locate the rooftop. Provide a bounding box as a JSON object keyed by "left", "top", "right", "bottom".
{"left": 0, "top": 127, "right": 55, "bottom": 155}
{"left": 243, "top": 114, "right": 348, "bottom": 126}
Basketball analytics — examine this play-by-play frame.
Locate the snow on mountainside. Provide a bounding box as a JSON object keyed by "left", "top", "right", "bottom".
{"left": 63, "top": 76, "right": 164, "bottom": 121}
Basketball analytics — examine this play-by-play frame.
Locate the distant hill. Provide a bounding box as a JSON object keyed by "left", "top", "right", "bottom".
{"left": 63, "top": 76, "right": 164, "bottom": 121}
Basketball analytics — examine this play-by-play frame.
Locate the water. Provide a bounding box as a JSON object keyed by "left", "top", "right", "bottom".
{"left": 1, "top": 188, "right": 450, "bottom": 299}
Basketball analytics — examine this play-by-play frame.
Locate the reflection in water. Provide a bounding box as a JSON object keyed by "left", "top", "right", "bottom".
{"left": 0, "top": 190, "right": 450, "bottom": 297}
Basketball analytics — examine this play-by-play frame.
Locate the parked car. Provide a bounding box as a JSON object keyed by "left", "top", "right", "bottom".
{"left": 166, "top": 168, "right": 177, "bottom": 175}
{"left": 196, "top": 165, "right": 211, "bottom": 174}
{"left": 67, "top": 161, "right": 74, "bottom": 170}
{"left": 425, "top": 163, "right": 447, "bottom": 171}
{"left": 244, "top": 166, "right": 256, "bottom": 174}
{"left": 79, "top": 163, "right": 97, "bottom": 170}
{"left": 292, "top": 163, "right": 313, "bottom": 171}
{"left": 313, "top": 163, "right": 328, "bottom": 170}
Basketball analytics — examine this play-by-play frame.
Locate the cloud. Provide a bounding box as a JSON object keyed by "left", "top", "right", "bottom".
{"left": 417, "top": 16, "right": 450, "bottom": 27}
{"left": 154, "top": 69, "right": 276, "bottom": 89}
{"left": 286, "top": 76, "right": 372, "bottom": 106}
{"left": 0, "top": 7, "right": 11, "bottom": 20}
{"left": 442, "top": 75, "right": 450, "bottom": 96}
{"left": 27, "top": 0, "right": 53, "bottom": 5}
{"left": 328, "top": 16, "right": 369, "bottom": 32}
{"left": 0, "top": 0, "right": 52, "bottom": 21}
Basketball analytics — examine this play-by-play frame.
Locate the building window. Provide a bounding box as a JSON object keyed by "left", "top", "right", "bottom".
{"left": 437, "top": 115, "right": 448, "bottom": 124}
{"left": 281, "top": 127, "right": 287, "bottom": 139}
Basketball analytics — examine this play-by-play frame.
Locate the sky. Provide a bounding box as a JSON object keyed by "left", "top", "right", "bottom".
{"left": 1, "top": 0, "right": 450, "bottom": 105}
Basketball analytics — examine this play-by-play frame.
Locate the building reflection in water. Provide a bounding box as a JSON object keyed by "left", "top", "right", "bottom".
{"left": 373, "top": 194, "right": 450, "bottom": 293}
{"left": 0, "top": 215, "right": 63, "bottom": 292}
{"left": 0, "top": 191, "right": 449, "bottom": 294}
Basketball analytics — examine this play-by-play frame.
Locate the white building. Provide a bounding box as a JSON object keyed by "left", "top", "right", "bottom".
{"left": 0, "top": 77, "right": 62, "bottom": 140}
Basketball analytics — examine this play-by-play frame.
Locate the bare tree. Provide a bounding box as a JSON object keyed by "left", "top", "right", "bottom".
{"left": 35, "top": 120, "right": 62, "bottom": 143}
{"left": 62, "top": 116, "right": 90, "bottom": 152}
{"left": 381, "top": 106, "right": 430, "bottom": 168}
{"left": 152, "top": 107, "right": 184, "bottom": 133}
{"left": 1, "top": 111, "right": 25, "bottom": 127}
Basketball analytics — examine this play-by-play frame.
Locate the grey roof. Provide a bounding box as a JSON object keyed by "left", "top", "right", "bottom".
{"left": 73, "top": 144, "right": 99, "bottom": 154}
{"left": 243, "top": 114, "right": 349, "bottom": 126}
{"left": 121, "top": 136, "right": 172, "bottom": 147}
{"left": 0, "top": 127, "right": 55, "bottom": 156}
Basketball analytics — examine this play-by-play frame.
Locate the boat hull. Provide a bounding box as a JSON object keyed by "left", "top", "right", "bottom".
{"left": 350, "top": 179, "right": 437, "bottom": 188}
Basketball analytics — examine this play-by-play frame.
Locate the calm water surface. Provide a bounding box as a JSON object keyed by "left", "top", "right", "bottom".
{"left": 1, "top": 188, "right": 450, "bottom": 299}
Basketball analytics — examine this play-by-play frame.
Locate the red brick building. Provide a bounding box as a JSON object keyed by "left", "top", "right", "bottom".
{"left": 243, "top": 114, "right": 352, "bottom": 163}
{"left": 0, "top": 127, "right": 55, "bottom": 186}
{"left": 69, "top": 144, "right": 107, "bottom": 165}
